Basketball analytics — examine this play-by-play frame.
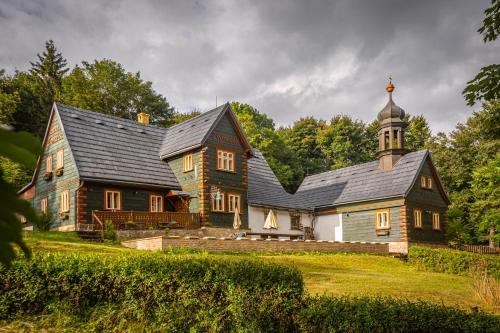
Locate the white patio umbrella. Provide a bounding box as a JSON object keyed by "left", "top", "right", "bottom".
{"left": 263, "top": 209, "right": 278, "bottom": 229}
{"left": 233, "top": 207, "right": 241, "bottom": 230}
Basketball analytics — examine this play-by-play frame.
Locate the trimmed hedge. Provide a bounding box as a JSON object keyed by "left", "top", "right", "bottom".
{"left": 1, "top": 252, "right": 499, "bottom": 332}
{"left": 296, "top": 296, "right": 500, "bottom": 333}
{"left": 408, "top": 246, "right": 500, "bottom": 279}
{"left": 0, "top": 252, "right": 303, "bottom": 332}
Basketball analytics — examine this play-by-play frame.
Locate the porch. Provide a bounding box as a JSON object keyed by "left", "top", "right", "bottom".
{"left": 79, "top": 210, "right": 201, "bottom": 232}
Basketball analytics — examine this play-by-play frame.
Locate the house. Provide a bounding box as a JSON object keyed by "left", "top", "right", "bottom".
{"left": 20, "top": 81, "right": 449, "bottom": 253}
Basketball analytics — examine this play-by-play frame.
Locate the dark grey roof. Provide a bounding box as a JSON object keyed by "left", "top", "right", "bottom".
{"left": 295, "top": 150, "right": 429, "bottom": 209}
{"left": 159, "top": 103, "right": 231, "bottom": 159}
{"left": 56, "top": 103, "right": 181, "bottom": 188}
{"left": 248, "top": 150, "right": 310, "bottom": 211}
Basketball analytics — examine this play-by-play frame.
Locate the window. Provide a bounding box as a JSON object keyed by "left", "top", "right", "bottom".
{"left": 420, "top": 176, "right": 433, "bottom": 189}
{"left": 393, "top": 129, "right": 399, "bottom": 148}
{"left": 217, "top": 150, "right": 235, "bottom": 172}
{"left": 41, "top": 197, "right": 48, "bottom": 214}
{"left": 60, "top": 190, "right": 70, "bottom": 213}
{"left": 211, "top": 192, "right": 225, "bottom": 212}
{"left": 150, "top": 194, "right": 163, "bottom": 212}
{"left": 104, "top": 190, "right": 122, "bottom": 210}
{"left": 384, "top": 131, "right": 390, "bottom": 150}
{"left": 46, "top": 155, "right": 53, "bottom": 173}
{"left": 290, "top": 212, "right": 302, "bottom": 230}
{"left": 414, "top": 209, "right": 422, "bottom": 229}
{"left": 56, "top": 149, "right": 64, "bottom": 169}
{"left": 432, "top": 212, "right": 440, "bottom": 230}
{"left": 228, "top": 193, "right": 241, "bottom": 212}
{"left": 183, "top": 154, "right": 194, "bottom": 172}
{"left": 376, "top": 209, "right": 390, "bottom": 229}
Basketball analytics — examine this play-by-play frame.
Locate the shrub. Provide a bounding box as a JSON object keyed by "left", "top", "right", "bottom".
{"left": 0, "top": 252, "right": 303, "bottom": 332}
{"left": 408, "top": 246, "right": 500, "bottom": 279}
{"left": 32, "top": 212, "right": 53, "bottom": 231}
{"left": 103, "top": 220, "right": 115, "bottom": 241}
{"left": 296, "top": 296, "right": 500, "bottom": 333}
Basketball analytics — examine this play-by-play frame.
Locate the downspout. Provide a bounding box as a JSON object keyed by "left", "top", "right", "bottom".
{"left": 75, "top": 180, "right": 84, "bottom": 230}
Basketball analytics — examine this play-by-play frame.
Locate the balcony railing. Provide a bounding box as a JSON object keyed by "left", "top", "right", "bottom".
{"left": 90, "top": 210, "right": 200, "bottom": 231}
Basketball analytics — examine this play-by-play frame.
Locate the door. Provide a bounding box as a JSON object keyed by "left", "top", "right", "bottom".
{"left": 314, "top": 214, "right": 342, "bottom": 241}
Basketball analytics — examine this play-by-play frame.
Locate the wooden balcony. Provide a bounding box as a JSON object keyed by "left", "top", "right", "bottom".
{"left": 90, "top": 210, "right": 200, "bottom": 231}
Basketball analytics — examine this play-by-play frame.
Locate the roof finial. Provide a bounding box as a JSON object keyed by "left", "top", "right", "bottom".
{"left": 386, "top": 76, "right": 394, "bottom": 93}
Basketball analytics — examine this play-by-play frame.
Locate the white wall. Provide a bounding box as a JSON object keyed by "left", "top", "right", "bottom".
{"left": 248, "top": 205, "right": 311, "bottom": 236}
{"left": 314, "top": 214, "right": 342, "bottom": 241}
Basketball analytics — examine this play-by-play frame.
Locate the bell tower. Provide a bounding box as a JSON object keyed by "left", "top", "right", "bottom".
{"left": 377, "top": 78, "right": 407, "bottom": 170}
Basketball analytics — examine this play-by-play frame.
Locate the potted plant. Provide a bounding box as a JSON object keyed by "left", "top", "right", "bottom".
{"left": 59, "top": 211, "right": 69, "bottom": 220}
{"left": 55, "top": 167, "right": 64, "bottom": 177}
{"left": 44, "top": 171, "right": 53, "bottom": 181}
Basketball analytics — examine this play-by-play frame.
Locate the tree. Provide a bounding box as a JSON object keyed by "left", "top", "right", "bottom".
{"left": 0, "top": 70, "right": 20, "bottom": 125}
{"left": 231, "top": 102, "right": 300, "bottom": 192}
{"left": 406, "top": 115, "right": 432, "bottom": 151}
{"left": 470, "top": 154, "right": 500, "bottom": 247}
{"left": 0, "top": 127, "right": 42, "bottom": 266}
{"left": 62, "top": 59, "right": 175, "bottom": 126}
{"left": 167, "top": 110, "right": 201, "bottom": 127}
{"left": 463, "top": 0, "right": 499, "bottom": 106}
{"left": 317, "top": 115, "right": 373, "bottom": 170}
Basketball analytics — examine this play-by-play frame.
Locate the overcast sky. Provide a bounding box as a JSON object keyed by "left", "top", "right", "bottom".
{"left": 1, "top": 0, "right": 498, "bottom": 133}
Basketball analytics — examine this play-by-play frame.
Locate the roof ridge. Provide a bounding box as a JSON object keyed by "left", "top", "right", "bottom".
{"left": 56, "top": 102, "right": 164, "bottom": 130}
{"left": 164, "top": 103, "right": 229, "bottom": 132}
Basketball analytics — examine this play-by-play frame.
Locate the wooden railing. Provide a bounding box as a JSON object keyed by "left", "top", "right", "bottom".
{"left": 91, "top": 210, "right": 200, "bottom": 230}
{"left": 455, "top": 244, "right": 499, "bottom": 255}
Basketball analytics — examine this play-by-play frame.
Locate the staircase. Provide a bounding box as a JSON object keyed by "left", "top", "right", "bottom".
{"left": 76, "top": 223, "right": 103, "bottom": 242}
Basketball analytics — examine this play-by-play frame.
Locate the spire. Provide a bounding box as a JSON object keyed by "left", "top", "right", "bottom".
{"left": 377, "top": 77, "right": 404, "bottom": 123}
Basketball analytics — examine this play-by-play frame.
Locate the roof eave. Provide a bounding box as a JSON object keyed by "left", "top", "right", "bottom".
{"left": 80, "top": 177, "right": 182, "bottom": 190}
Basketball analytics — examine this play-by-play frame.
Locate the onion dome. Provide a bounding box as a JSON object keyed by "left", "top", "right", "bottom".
{"left": 377, "top": 79, "right": 405, "bottom": 122}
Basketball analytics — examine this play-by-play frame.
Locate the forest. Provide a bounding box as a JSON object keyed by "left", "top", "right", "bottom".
{"left": 0, "top": 2, "right": 498, "bottom": 247}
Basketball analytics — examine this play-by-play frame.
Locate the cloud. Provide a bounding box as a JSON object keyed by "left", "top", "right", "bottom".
{"left": 0, "top": 0, "right": 497, "bottom": 133}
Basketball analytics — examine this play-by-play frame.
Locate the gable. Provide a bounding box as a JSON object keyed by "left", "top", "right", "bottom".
{"left": 206, "top": 113, "right": 245, "bottom": 150}
{"left": 406, "top": 155, "right": 450, "bottom": 206}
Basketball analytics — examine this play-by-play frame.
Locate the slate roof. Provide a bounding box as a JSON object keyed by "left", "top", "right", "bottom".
{"left": 159, "top": 103, "right": 251, "bottom": 159}
{"left": 56, "top": 103, "right": 181, "bottom": 188}
{"left": 248, "top": 150, "right": 310, "bottom": 211}
{"left": 295, "top": 150, "right": 429, "bottom": 209}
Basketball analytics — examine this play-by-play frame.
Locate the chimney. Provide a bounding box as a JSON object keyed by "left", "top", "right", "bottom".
{"left": 137, "top": 112, "right": 150, "bottom": 124}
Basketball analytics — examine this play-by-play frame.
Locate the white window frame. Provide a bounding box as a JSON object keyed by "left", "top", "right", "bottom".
{"left": 46, "top": 155, "right": 53, "bottom": 173}
{"left": 104, "top": 190, "right": 122, "bottom": 210}
{"left": 376, "top": 209, "right": 390, "bottom": 230}
{"left": 228, "top": 193, "right": 241, "bottom": 213}
{"left": 432, "top": 212, "right": 441, "bottom": 230}
{"left": 211, "top": 192, "right": 225, "bottom": 212}
{"left": 183, "top": 154, "right": 194, "bottom": 172}
{"left": 414, "top": 209, "right": 422, "bottom": 229}
{"left": 150, "top": 194, "right": 163, "bottom": 212}
{"left": 56, "top": 149, "right": 64, "bottom": 169}
{"left": 217, "top": 149, "right": 235, "bottom": 172}
{"left": 290, "top": 212, "right": 302, "bottom": 230}
{"left": 60, "top": 190, "right": 70, "bottom": 213}
{"left": 41, "top": 197, "right": 48, "bottom": 214}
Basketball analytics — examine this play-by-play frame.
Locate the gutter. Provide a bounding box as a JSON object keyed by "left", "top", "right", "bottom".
{"left": 80, "top": 177, "right": 182, "bottom": 190}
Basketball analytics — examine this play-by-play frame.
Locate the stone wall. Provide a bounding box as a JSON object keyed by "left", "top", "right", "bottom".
{"left": 122, "top": 236, "right": 389, "bottom": 254}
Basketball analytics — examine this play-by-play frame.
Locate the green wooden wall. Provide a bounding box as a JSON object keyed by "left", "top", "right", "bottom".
{"left": 406, "top": 158, "right": 448, "bottom": 244}
{"left": 33, "top": 110, "right": 79, "bottom": 229}
{"left": 205, "top": 114, "right": 248, "bottom": 228}
{"left": 83, "top": 182, "right": 171, "bottom": 222}
{"left": 341, "top": 205, "right": 402, "bottom": 242}
{"left": 167, "top": 150, "right": 201, "bottom": 213}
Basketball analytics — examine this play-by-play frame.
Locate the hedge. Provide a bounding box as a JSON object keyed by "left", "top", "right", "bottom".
{"left": 408, "top": 246, "right": 500, "bottom": 279}
{"left": 1, "top": 252, "right": 499, "bottom": 332}
{"left": 0, "top": 252, "right": 303, "bottom": 332}
{"left": 296, "top": 296, "right": 500, "bottom": 333}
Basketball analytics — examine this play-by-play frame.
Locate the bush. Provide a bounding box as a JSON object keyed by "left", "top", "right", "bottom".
{"left": 296, "top": 296, "right": 500, "bottom": 333}
{"left": 408, "top": 246, "right": 500, "bottom": 279}
{"left": 103, "top": 220, "right": 115, "bottom": 241}
{"left": 31, "top": 212, "right": 53, "bottom": 231}
{"left": 0, "top": 252, "right": 303, "bottom": 332}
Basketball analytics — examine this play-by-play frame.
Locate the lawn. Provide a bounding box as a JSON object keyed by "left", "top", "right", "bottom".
{"left": 20, "top": 232, "right": 497, "bottom": 314}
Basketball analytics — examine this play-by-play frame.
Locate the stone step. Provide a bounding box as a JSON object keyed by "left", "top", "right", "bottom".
{"left": 76, "top": 230, "right": 103, "bottom": 242}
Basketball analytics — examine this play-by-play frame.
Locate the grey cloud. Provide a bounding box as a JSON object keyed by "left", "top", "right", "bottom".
{"left": 0, "top": 0, "right": 497, "bottom": 133}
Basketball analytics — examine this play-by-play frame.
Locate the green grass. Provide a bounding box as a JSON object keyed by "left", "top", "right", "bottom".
{"left": 17, "top": 232, "right": 498, "bottom": 314}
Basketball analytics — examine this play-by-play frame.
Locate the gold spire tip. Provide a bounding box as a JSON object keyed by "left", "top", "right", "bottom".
{"left": 386, "top": 76, "right": 394, "bottom": 93}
